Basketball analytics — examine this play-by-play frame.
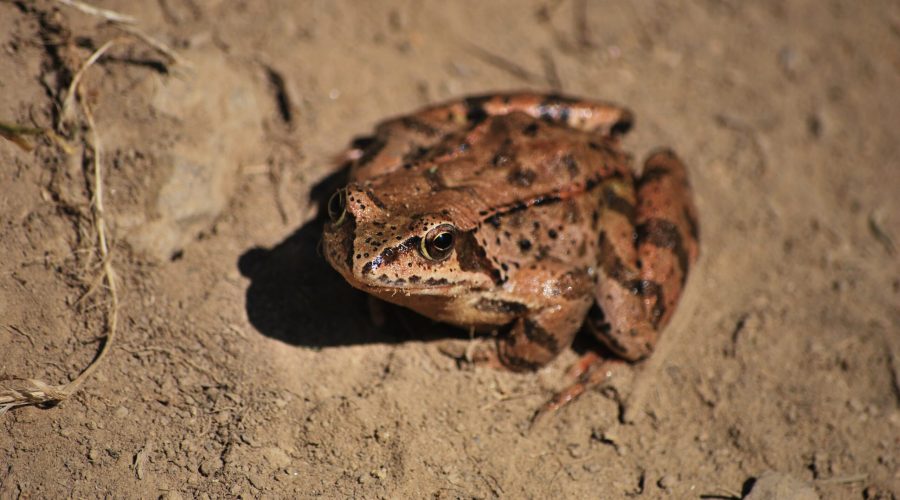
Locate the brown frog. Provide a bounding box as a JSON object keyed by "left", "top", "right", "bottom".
{"left": 321, "top": 93, "right": 699, "bottom": 417}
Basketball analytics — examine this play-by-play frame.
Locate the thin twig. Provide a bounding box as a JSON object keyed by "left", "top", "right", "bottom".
{"left": 60, "top": 39, "right": 119, "bottom": 130}
{"left": 0, "top": 77, "right": 120, "bottom": 415}
{"left": 55, "top": 0, "right": 136, "bottom": 24}
{"left": 463, "top": 43, "right": 545, "bottom": 85}
{"left": 0, "top": 121, "right": 43, "bottom": 151}
{"left": 68, "top": 90, "right": 120, "bottom": 394}
{"left": 815, "top": 473, "right": 868, "bottom": 485}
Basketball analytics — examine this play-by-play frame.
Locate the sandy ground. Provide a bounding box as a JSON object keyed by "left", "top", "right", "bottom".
{"left": 1, "top": 0, "right": 899, "bottom": 498}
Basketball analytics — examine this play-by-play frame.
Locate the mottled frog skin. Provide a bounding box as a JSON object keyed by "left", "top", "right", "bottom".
{"left": 322, "top": 92, "right": 699, "bottom": 383}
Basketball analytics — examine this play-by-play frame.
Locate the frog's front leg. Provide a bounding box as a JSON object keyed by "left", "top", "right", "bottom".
{"left": 495, "top": 295, "right": 593, "bottom": 372}
{"left": 470, "top": 263, "right": 593, "bottom": 372}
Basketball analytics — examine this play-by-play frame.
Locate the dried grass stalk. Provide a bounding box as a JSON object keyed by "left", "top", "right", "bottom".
{"left": 55, "top": 0, "right": 136, "bottom": 24}
{"left": 0, "top": 52, "right": 120, "bottom": 416}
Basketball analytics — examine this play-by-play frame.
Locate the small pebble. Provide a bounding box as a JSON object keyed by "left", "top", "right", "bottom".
{"left": 745, "top": 471, "right": 819, "bottom": 500}
{"left": 198, "top": 458, "right": 222, "bottom": 477}
{"left": 658, "top": 474, "right": 675, "bottom": 490}
{"left": 567, "top": 443, "right": 585, "bottom": 459}
{"left": 375, "top": 427, "right": 391, "bottom": 443}
{"left": 778, "top": 47, "right": 801, "bottom": 76}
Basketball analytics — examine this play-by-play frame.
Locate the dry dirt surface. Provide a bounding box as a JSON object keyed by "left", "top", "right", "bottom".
{"left": 2, "top": 1, "right": 899, "bottom": 498}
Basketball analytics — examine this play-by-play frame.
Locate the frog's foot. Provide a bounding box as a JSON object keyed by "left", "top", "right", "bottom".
{"left": 530, "top": 354, "right": 626, "bottom": 428}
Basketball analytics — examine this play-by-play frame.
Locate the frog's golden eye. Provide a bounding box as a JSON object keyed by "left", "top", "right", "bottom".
{"left": 327, "top": 189, "right": 347, "bottom": 226}
{"left": 421, "top": 224, "right": 456, "bottom": 261}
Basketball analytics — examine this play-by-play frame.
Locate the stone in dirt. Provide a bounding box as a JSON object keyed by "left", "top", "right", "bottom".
{"left": 743, "top": 471, "right": 819, "bottom": 500}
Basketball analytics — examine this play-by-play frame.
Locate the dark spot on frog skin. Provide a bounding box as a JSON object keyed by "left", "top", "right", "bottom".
{"left": 562, "top": 154, "right": 579, "bottom": 177}
{"left": 424, "top": 168, "right": 446, "bottom": 191}
{"left": 401, "top": 145, "right": 431, "bottom": 168}
{"left": 548, "top": 229, "right": 558, "bottom": 239}
{"left": 351, "top": 135, "right": 375, "bottom": 150}
{"left": 598, "top": 232, "right": 638, "bottom": 286}
{"left": 523, "top": 319, "right": 560, "bottom": 354}
{"left": 536, "top": 98, "right": 572, "bottom": 124}
{"left": 507, "top": 167, "right": 537, "bottom": 187}
{"left": 518, "top": 238, "right": 532, "bottom": 252}
{"left": 456, "top": 232, "right": 501, "bottom": 282}
{"left": 464, "top": 96, "right": 491, "bottom": 124}
{"left": 637, "top": 165, "right": 672, "bottom": 186}
{"left": 522, "top": 122, "right": 540, "bottom": 136}
{"left": 602, "top": 187, "right": 636, "bottom": 224}
{"left": 487, "top": 215, "right": 502, "bottom": 228}
{"left": 475, "top": 298, "right": 527, "bottom": 315}
{"left": 363, "top": 189, "right": 388, "bottom": 210}
{"left": 355, "top": 136, "right": 387, "bottom": 166}
{"left": 637, "top": 218, "right": 690, "bottom": 279}
{"left": 424, "top": 277, "right": 449, "bottom": 286}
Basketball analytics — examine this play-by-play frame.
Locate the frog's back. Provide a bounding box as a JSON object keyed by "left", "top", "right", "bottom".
{"left": 347, "top": 110, "right": 632, "bottom": 233}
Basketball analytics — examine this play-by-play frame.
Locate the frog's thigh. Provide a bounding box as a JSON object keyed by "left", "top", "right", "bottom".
{"left": 497, "top": 295, "right": 593, "bottom": 372}
{"left": 590, "top": 181, "right": 658, "bottom": 360}
{"left": 635, "top": 149, "right": 700, "bottom": 329}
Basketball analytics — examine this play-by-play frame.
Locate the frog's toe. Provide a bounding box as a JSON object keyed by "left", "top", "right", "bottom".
{"left": 436, "top": 338, "right": 505, "bottom": 370}
{"left": 531, "top": 356, "right": 626, "bottom": 428}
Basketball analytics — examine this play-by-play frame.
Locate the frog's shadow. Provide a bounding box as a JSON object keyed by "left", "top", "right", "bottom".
{"left": 237, "top": 169, "right": 465, "bottom": 347}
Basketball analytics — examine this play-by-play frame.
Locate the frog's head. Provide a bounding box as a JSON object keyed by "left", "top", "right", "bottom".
{"left": 321, "top": 184, "right": 497, "bottom": 301}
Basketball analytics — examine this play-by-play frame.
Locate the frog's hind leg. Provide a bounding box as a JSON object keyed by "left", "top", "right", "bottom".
{"left": 633, "top": 149, "right": 700, "bottom": 330}
{"left": 587, "top": 150, "right": 699, "bottom": 360}
{"left": 535, "top": 151, "right": 699, "bottom": 421}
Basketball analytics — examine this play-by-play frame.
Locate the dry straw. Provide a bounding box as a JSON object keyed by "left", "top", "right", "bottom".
{"left": 0, "top": 0, "right": 184, "bottom": 414}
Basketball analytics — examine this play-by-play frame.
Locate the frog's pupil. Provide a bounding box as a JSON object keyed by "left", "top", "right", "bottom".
{"left": 433, "top": 232, "right": 453, "bottom": 251}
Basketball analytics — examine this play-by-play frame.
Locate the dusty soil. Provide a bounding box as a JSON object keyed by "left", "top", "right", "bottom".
{"left": 2, "top": 1, "right": 899, "bottom": 498}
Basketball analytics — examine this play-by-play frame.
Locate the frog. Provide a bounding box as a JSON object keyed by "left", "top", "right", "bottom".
{"left": 321, "top": 92, "right": 699, "bottom": 418}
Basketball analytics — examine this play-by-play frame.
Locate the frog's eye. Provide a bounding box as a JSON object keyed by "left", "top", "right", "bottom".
{"left": 327, "top": 189, "right": 347, "bottom": 226}
{"left": 421, "top": 224, "right": 456, "bottom": 261}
